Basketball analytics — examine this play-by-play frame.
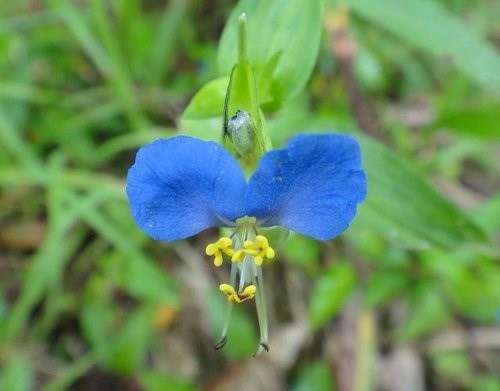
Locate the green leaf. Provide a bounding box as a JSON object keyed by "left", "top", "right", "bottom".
{"left": 354, "top": 134, "right": 488, "bottom": 249}
{"left": 179, "top": 118, "right": 222, "bottom": 141}
{"left": 347, "top": 0, "right": 500, "bottom": 92}
{"left": 138, "top": 371, "right": 196, "bottom": 391}
{"left": 282, "top": 233, "right": 321, "bottom": 275}
{"left": 116, "top": 253, "right": 179, "bottom": 306}
{"left": 82, "top": 276, "right": 156, "bottom": 376}
{"left": 143, "top": 0, "right": 188, "bottom": 85}
{"left": 309, "top": 262, "right": 356, "bottom": 329}
{"left": 0, "top": 355, "right": 33, "bottom": 391}
{"left": 431, "top": 351, "right": 472, "bottom": 388}
{"left": 217, "top": 0, "right": 324, "bottom": 109}
{"left": 80, "top": 274, "right": 112, "bottom": 349}
{"left": 365, "top": 270, "right": 409, "bottom": 307}
{"left": 0, "top": 184, "right": 100, "bottom": 340}
{"left": 52, "top": 0, "right": 110, "bottom": 76}
{"left": 433, "top": 105, "right": 500, "bottom": 139}
{"left": 182, "top": 77, "right": 229, "bottom": 120}
{"left": 474, "top": 376, "right": 500, "bottom": 391}
{"left": 446, "top": 260, "right": 500, "bottom": 322}
{"left": 399, "top": 284, "right": 450, "bottom": 340}
{"left": 472, "top": 193, "right": 500, "bottom": 234}
{"left": 103, "top": 306, "right": 155, "bottom": 376}
{"left": 292, "top": 361, "right": 335, "bottom": 391}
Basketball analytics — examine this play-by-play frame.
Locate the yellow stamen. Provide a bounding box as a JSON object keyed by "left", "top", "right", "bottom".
{"left": 205, "top": 237, "right": 235, "bottom": 266}
{"left": 242, "top": 235, "right": 275, "bottom": 266}
{"left": 219, "top": 283, "right": 256, "bottom": 303}
{"left": 231, "top": 249, "right": 246, "bottom": 262}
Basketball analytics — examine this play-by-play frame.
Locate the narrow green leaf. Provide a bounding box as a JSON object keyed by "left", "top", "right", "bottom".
{"left": 309, "top": 262, "right": 356, "bottom": 329}
{"left": 0, "top": 186, "right": 101, "bottom": 340}
{"left": 144, "top": 0, "right": 188, "bottom": 85}
{"left": 347, "top": 0, "right": 500, "bottom": 92}
{"left": 104, "top": 306, "right": 155, "bottom": 376}
{"left": 89, "top": 0, "right": 148, "bottom": 130}
{"left": 80, "top": 275, "right": 112, "bottom": 348}
{"left": 0, "top": 107, "right": 45, "bottom": 180}
{"left": 355, "top": 134, "right": 489, "bottom": 248}
{"left": 433, "top": 105, "right": 500, "bottom": 139}
{"left": 73, "top": 193, "right": 179, "bottom": 306}
{"left": 0, "top": 355, "right": 33, "bottom": 391}
{"left": 51, "top": 0, "right": 110, "bottom": 75}
{"left": 81, "top": 275, "right": 156, "bottom": 376}
{"left": 117, "top": 253, "right": 179, "bottom": 306}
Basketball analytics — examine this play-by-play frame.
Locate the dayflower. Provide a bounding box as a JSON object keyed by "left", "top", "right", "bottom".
{"left": 126, "top": 133, "right": 367, "bottom": 354}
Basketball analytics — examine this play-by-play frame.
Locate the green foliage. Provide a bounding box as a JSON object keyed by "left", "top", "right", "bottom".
{"left": 309, "top": 262, "right": 357, "bottom": 329}
{"left": 218, "top": 0, "right": 324, "bottom": 110}
{"left": 0, "top": 355, "right": 33, "bottom": 391}
{"left": 431, "top": 351, "right": 473, "bottom": 389}
{"left": 138, "top": 371, "right": 197, "bottom": 391}
{"left": 346, "top": 0, "right": 500, "bottom": 93}
{"left": 433, "top": 104, "right": 500, "bottom": 139}
{"left": 356, "top": 134, "right": 488, "bottom": 249}
{"left": 268, "top": 112, "right": 490, "bottom": 249}
{"left": 292, "top": 361, "right": 335, "bottom": 391}
{"left": 182, "top": 77, "right": 229, "bottom": 119}
{"left": 1, "top": 0, "right": 499, "bottom": 389}
{"left": 398, "top": 283, "right": 451, "bottom": 340}
{"left": 282, "top": 233, "right": 321, "bottom": 275}
{"left": 206, "top": 289, "right": 258, "bottom": 358}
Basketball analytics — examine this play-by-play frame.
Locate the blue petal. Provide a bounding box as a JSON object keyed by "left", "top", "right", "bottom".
{"left": 126, "top": 136, "right": 246, "bottom": 241}
{"left": 246, "top": 134, "right": 367, "bottom": 240}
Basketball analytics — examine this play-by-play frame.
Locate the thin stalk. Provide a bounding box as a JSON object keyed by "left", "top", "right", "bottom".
{"left": 214, "top": 302, "right": 233, "bottom": 350}
{"left": 215, "top": 259, "right": 238, "bottom": 349}
{"left": 254, "top": 266, "right": 269, "bottom": 355}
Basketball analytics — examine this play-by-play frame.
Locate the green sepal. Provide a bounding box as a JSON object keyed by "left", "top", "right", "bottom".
{"left": 222, "top": 14, "right": 272, "bottom": 173}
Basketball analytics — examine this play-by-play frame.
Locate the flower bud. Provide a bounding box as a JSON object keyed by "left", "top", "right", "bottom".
{"left": 226, "top": 110, "right": 255, "bottom": 156}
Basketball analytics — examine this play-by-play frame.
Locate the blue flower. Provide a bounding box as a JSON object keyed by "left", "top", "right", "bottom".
{"left": 126, "top": 133, "right": 366, "bottom": 354}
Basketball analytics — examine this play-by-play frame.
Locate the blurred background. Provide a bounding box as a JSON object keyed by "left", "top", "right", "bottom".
{"left": 0, "top": 0, "right": 499, "bottom": 390}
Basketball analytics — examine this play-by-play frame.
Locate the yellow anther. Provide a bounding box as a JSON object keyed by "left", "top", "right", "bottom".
{"left": 205, "top": 237, "right": 235, "bottom": 267}
{"left": 219, "top": 283, "right": 256, "bottom": 303}
{"left": 242, "top": 235, "right": 275, "bottom": 266}
{"left": 231, "top": 249, "right": 246, "bottom": 263}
